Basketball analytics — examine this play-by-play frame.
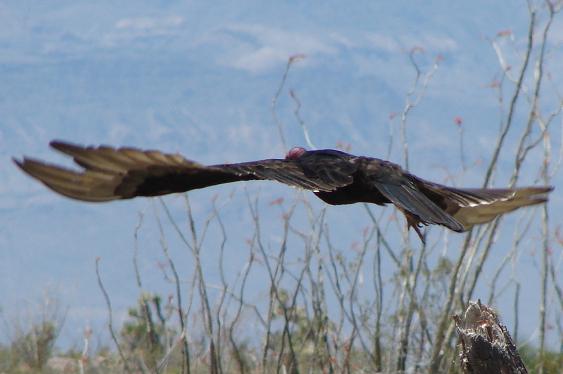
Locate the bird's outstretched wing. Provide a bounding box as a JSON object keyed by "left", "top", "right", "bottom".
{"left": 415, "top": 181, "right": 552, "bottom": 230}
{"left": 361, "top": 159, "right": 467, "bottom": 234}
{"left": 360, "top": 157, "right": 552, "bottom": 239}
{"left": 13, "top": 141, "right": 356, "bottom": 202}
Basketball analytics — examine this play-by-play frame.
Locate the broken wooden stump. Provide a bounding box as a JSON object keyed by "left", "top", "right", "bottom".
{"left": 454, "top": 300, "right": 527, "bottom": 374}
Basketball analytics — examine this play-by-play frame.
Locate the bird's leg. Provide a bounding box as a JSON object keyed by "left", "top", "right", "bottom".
{"left": 401, "top": 209, "right": 426, "bottom": 243}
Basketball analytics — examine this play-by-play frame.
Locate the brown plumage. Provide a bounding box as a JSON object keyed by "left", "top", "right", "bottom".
{"left": 14, "top": 141, "right": 553, "bottom": 241}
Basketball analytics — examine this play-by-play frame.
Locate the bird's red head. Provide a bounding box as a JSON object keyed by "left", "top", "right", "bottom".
{"left": 285, "top": 147, "right": 307, "bottom": 160}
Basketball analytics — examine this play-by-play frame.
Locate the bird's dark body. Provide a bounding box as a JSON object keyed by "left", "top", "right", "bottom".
{"left": 14, "top": 142, "right": 553, "bottom": 241}
{"left": 304, "top": 152, "right": 392, "bottom": 206}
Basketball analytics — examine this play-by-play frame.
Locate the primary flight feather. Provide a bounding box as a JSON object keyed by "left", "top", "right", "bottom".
{"left": 14, "top": 141, "right": 553, "bottom": 241}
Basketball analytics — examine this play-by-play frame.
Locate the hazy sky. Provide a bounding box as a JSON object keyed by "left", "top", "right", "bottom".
{"left": 1, "top": 1, "right": 562, "bottom": 349}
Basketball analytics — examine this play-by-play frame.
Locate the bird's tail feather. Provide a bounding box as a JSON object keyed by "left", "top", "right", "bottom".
{"left": 450, "top": 186, "right": 552, "bottom": 229}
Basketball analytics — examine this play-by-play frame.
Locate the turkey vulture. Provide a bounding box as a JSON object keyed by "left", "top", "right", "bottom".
{"left": 14, "top": 141, "right": 553, "bottom": 241}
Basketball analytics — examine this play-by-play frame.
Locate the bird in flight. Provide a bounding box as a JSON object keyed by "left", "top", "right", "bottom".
{"left": 14, "top": 141, "right": 553, "bottom": 241}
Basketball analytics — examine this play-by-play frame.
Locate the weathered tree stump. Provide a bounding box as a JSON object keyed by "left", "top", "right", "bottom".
{"left": 454, "top": 300, "right": 527, "bottom": 374}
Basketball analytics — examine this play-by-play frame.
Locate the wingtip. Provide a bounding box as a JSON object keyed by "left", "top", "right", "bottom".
{"left": 13, "top": 156, "right": 39, "bottom": 174}
{"left": 535, "top": 185, "right": 553, "bottom": 194}
{"left": 49, "top": 139, "right": 63, "bottom": 148}
{"left": 512, "top": 185, "right": 554, "bottom": 200}
{"left": 12, "top": 156, "right": 23, "bottom": 168}
{"left": 50, "top": 139, "right": 81, "bottom": 153}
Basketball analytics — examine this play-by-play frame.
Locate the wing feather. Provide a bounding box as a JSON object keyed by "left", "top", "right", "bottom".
{"left": 361, "top": 158, "right": 466, "bottom": 233}
{"left": 375, "top": 180, "right": 466, "bottom": 232}
{"left": 443, "top": 186, "right": 552, "bottom": 228}
{"left": 412, "top": 179, "right": 552, "bottom": 229}
{"left": 14, "top": 141, "right": 353, "bottom": 202}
